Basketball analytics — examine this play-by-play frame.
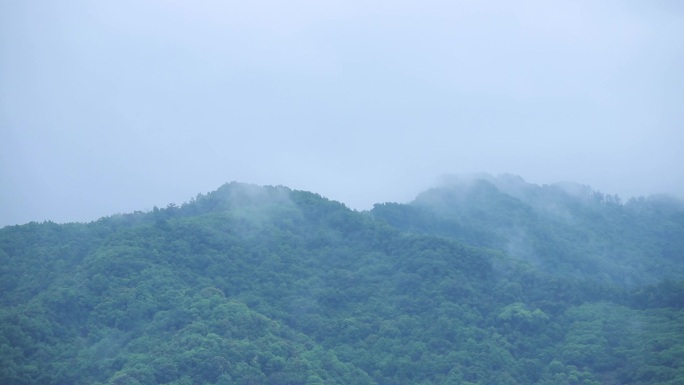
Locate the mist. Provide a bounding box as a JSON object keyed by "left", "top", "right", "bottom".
{"left": 2, "top": 0, "right": 683, "bottom": 227}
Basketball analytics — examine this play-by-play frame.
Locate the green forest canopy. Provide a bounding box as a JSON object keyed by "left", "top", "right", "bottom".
{"left": 1, "top": 177, "right": 683, "bottom": 385}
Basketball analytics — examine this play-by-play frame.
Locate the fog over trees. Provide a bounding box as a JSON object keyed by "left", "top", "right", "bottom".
{"left": 2, "top": 177, "right": 683, "bottom": 385}
{"left": 2, "top": 1, "right": 683, "bottom": 382}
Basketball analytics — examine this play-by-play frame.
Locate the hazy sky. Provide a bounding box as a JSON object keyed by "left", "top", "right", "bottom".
{"left": 1, "top": 0, "right": 683, "bottom": 226}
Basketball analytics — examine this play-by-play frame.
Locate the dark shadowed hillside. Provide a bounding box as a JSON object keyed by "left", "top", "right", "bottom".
{"left": 1, "top": 181, "right": 683, "bottom": 385}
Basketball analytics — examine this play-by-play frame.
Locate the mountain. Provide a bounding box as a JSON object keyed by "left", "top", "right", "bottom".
{"left": 1, "top": 179, "right": 683, "bottom": 385}
{"left": 371, "top": 173, "right": 684, "bottom": 286}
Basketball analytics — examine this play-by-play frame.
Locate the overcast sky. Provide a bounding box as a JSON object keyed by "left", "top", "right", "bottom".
{"left": 1, "top": 0, "right": 683, "bottom": 226}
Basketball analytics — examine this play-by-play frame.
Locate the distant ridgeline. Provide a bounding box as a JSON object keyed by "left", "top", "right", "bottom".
{"left": 1, "top": 178, "right": 683, "bottom": 385}
{"left": 372, "top": 174, "right": 684, "bottom": 286}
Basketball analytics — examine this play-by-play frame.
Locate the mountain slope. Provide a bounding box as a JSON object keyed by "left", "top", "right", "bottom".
{"left": 371, "top": 174, "right": 684, "bottom": 286}
{"left": 1, "top": 181, "right": 683, "bottom": 385}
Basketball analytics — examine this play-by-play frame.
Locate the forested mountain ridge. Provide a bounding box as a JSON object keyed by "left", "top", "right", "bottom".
{"left": 372, "top": 174, "right": 684, "bottom": 286}
{"left": 1, "top": 180, "right": 684, "bottom": 385}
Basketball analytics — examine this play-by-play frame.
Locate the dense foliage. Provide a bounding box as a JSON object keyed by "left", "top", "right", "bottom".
{"left": 372, "top": 174, "right": 684, "bottom": 285}
{"left": 1, "top": 178, "right": 683, "bottom": 385}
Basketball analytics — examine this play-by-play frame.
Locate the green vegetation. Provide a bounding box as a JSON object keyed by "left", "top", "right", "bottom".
{"left": 1, "top": 179, "right": 683, "bottom": 384}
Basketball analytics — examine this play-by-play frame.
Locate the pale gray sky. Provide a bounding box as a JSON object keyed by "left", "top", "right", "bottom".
{"left": 1, "top": 0, "right": 683, "bottom": 226}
